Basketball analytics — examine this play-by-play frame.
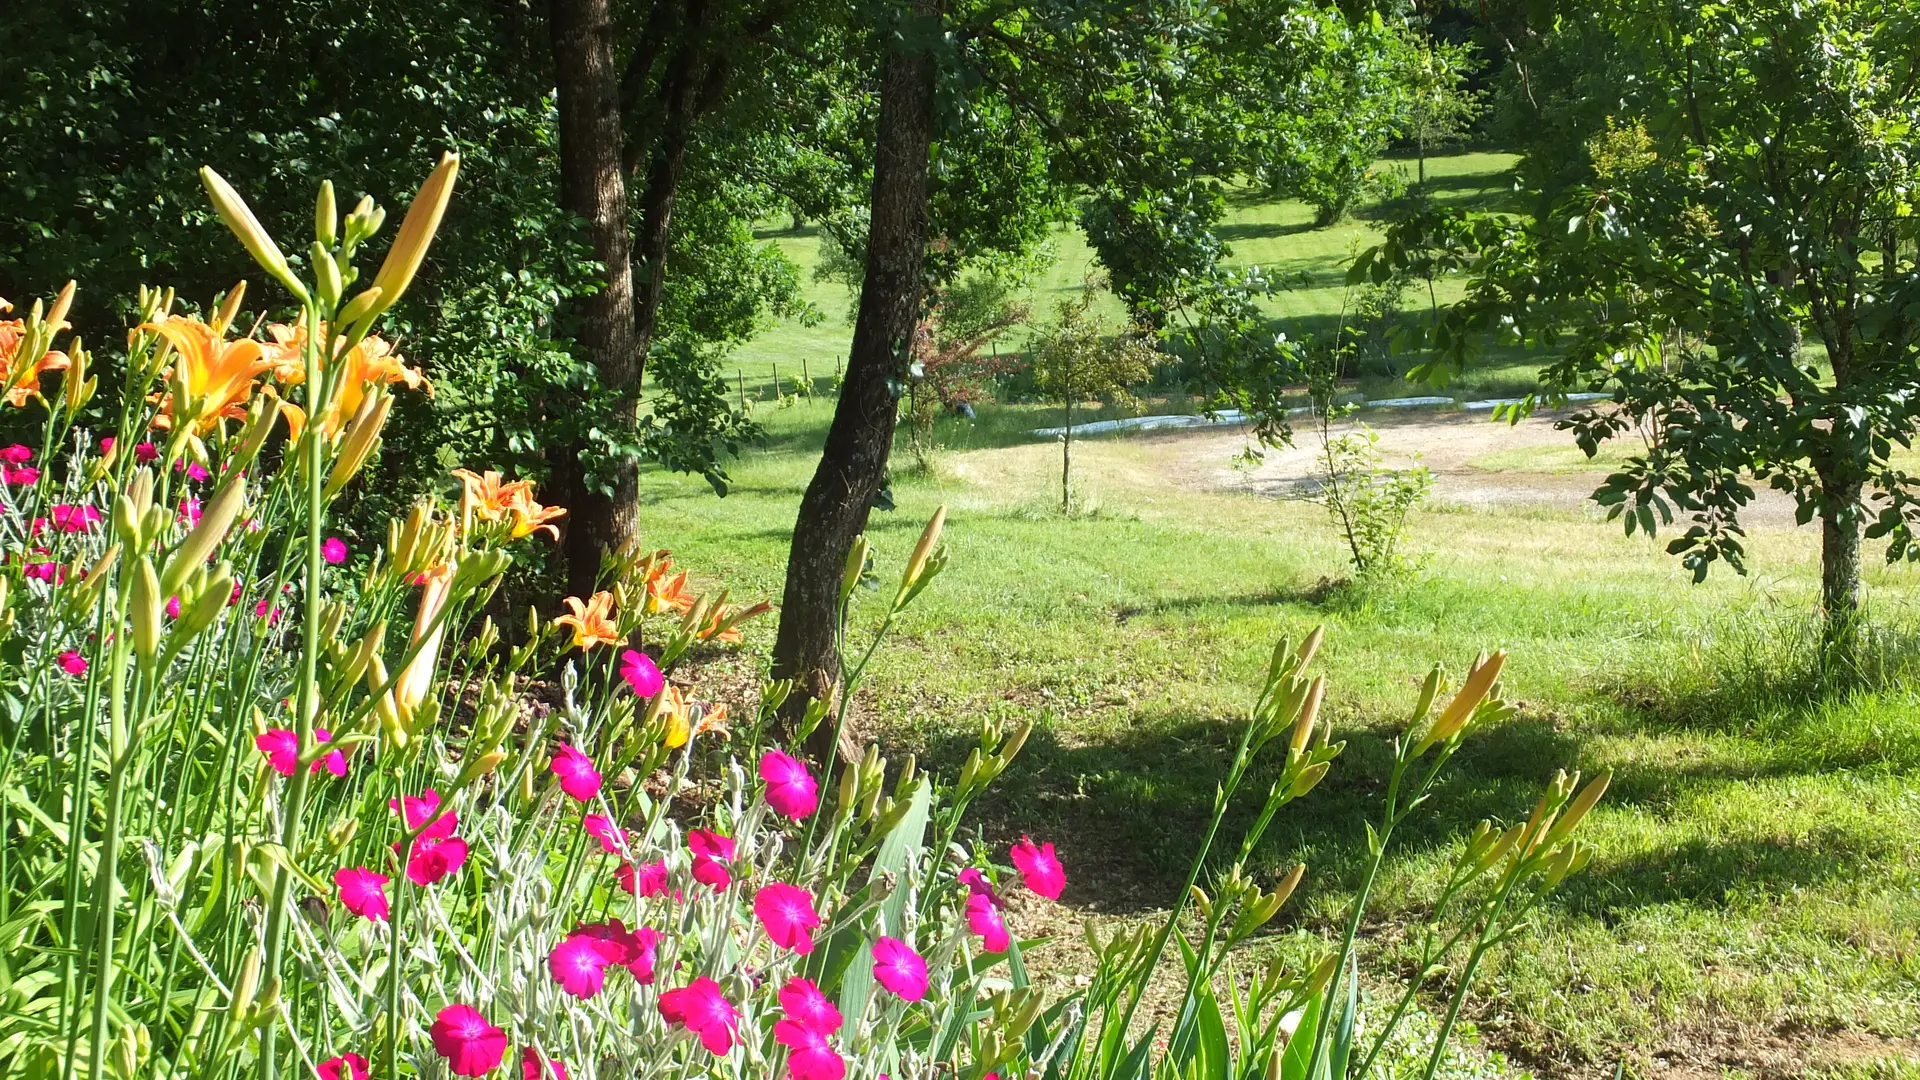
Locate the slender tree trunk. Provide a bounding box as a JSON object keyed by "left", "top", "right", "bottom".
{"left": 772, "top": 0, "right": 942, "bottom": 757}
{"left": 627, "top": 0, "right": 718, "bottom": 360}
{"left": 1062, "top": 391, "right": 1073, "bottom": 514}
{"left": 1820, "top": 475, "right": 1864, "bottom": 654}
{"left": 549, "top": 0, "right": 640, "bottom": 597}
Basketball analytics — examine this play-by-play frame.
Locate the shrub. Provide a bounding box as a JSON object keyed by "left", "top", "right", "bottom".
{"left": 0, "top": 159, "right": 1601, "bottom": 1080}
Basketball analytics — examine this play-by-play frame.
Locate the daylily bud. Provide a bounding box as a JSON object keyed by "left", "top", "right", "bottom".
{"left": 1271, "top": 862, "right": 1306, "bottom": 910}
{"left": 336, "top": 286, "right": 384, "bottom": 327}
{"left": 229, "top": 946, "right": 262, "bottom": 1020}
{"left": 1414, "top": 650, "right": 1507, "bottom": 757}
{"left": 311, "top": 243, "right": 343, "bottom": 309}
{"left": 1289, "top": 760, "right": 1329, "bottom": 798}
{"left": 1189, "top": 884, "right": 1212, "bottom": 920}
{"left": 339, "top": 620, "right": 386, "bottom": 693}
{"left": 315, "top": 180, "right": 338, "bottom": 248}
{"left": 1296, "top": 625, "right": 1324, "bottom": 669}
{"left": 1290, "top": 676, "right": 1325, "bottom": 754}
{"left": 228, "top": 391, "right": 283, "bottom": 476}
{"left": 47, "top": 279, "right": 76, "bottom": 331}
{"left": 1543, "top": 771, "right": 1610, "bottom": 848}
{"left": 214, "top": 281, "right": 247, "bottom": 334}
{"left": 131, "top": 556, "right": 163, "bottom": 663}
{"left": 199, "top": 169, "right": 309, "bottom": 302}
{"left": 1305, "top": 952, "right": 1340, "bottom": 996}
{"left": 368, "top": 152, "right": 460, "bottom": 318}
{"left": 163, "top": 476, "right": 245, "bottom": 598}
{"left": 67, "top": 545, "right": 122, "bottom": 620}
{"left": 176, "top": 562, "right": 235, "bottom": 642}
{"left": 1000, "top": 719, "right": 1031, "bottom": 763}
{"left": 323, "top": 393, "right": 391, "bottom": 498}
{"left": 63, "top": 347, "right": 95, "bottom": 413}
{"left": 840, "top": 534, "right": 871, "bottom": 606}
{"left": 903, "top": 506, "right": 946, "bottom": 585}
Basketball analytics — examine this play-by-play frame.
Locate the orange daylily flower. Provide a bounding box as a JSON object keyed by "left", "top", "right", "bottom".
{"left": 555, "top": 591, "right": 621, "bottom": 650}
{"left": 451, "top": 468, "right": 567, "bottom": 541}
{"left": 1, "top": 318, "right": 69, "bottom": 408}
{"left": 645, "top": 567, "right": 696, "bottom": 615}
{"left": 139, "top": 315, "right": 274, "bottom": 432}
{"left": 263, "top": 320, "right": 430, "bottom": 438}
{"left": 696, "top": 600, "right": 774, "bottom": 644}
{"left": 660, "top": 687, "right": 730, "bottom": 748}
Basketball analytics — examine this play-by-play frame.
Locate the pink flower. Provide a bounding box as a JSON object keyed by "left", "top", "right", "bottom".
{"left": 583, "top": 814, "right": 625, "bottom": 853}
{"left": 5, "top": 465, "right": 39, "bottom": 486}
{"left": 550, "top": 743, "right": 602, "bottom": 802}
{"left": 334, "top": 867, "right": 389, "bottom": 921}
{"left": 548, "top": 931, "right": 621, "bottom": 999}
{"left": 658, "top": 977, "right": 740, "bottom": 1057}
{"left": 165, "top": 595, "right": 182, "bottom": 618}
{"left": 618, "top": 859, "right": 673, "bottom": 898}
{"left": 430, "top": 1004, "right": 508, "bottom": 1078}
{"left": 687, "top": 829, "right": 735, "bottom": 891}
{"left": 625, "top": 924, "right": 664, "bottom": 984}
{"left": 255, "top": 728, "right": 348, "bottom": 778}
{"left": 176, "top": 459, "right": 210, "bottom": 482}
{"left": 775, "top": 1019, "right": 846, "bottom": 1080}
{"left": 760, "top": 750, "right": 819, "bottom": 820}
{"left": 322, "top": 537, "right": 348, "bottom": 564}
{"left": 754, "top": 882, "right": 822, "bottom": 954}
{"left": 1010, "top": 836, "right": 1066, "bottom": 899}
{"left": 406, "top": 838, "right": 469, "bottom": 886}
{"left": 178, "top": 497, "right": 202, "bottom": 526}
{"left": 57, "top": 650, "right": 87, "bottom": 676}
{"left": 50, "top": 505, "right": 102, "bottom": 533}
{"left": 391, "top": 789, "right": 458, "bottom": 843}
{"left": 25, "top": 558, "right": 64, "bottom": 584}
{"left": 134, "top": 442, "right": 159, "bottom": 463}
{"left": 98, "top": 437, "right": 115, "bottom": 456}
{"left": 254, "top": 599, "right": 281, "bottom": 624}
{"left": 967, "top": 892, "right": 1010, "bottom": 952}
{"left": 521, "top": 1047, "right": 569, "bottom": 1080}
{"left": 778, "top": 976, "right": 843, "bottom": 1034}
{"left": 0, "top": 445, "right": 31, "bottom": 465}
{"left": 871, "top": 936, "right": 928, "bottom": 1001}
{"left": 620, "top": 648, "right": 664, "bottom": 697}
{"left": 317, "top": 1053, "right": 369, "bottom": 1080}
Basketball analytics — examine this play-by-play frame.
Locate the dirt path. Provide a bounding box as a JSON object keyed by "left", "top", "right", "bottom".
{"left": 1151, "top": 409, "right": 1808, "bottom": 529}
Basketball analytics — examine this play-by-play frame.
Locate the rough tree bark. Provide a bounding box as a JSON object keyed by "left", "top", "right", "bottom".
{"left": 772, "top": 0, "right": 942, "bottom": 758}
{"left": 549, "top": 0, "right": 640, "bottom": 598}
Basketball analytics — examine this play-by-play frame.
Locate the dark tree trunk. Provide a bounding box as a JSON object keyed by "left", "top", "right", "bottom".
{"left": 1820, "top": 474, "right": 1864, "bottom": 653}
{"left": 772, "top": 0, "right": 942, "bottom": 758}
{"left": 549, "top": 0, "right": 640, "bottom": 597}
{"left": 627, "top": 0, "right": 724, "bottom": 360}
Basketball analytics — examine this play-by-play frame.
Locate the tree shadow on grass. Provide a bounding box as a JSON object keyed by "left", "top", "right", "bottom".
{"left": 1555, "top": 827, "right": 1886, "bottom": 919}
{"left": 1216, "top": 220, "right": 1321, "bottom": 244}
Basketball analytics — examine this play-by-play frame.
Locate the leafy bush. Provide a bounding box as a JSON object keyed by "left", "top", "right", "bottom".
{"left": 0, "top": 161, "right": 1602, "bottom": 1080}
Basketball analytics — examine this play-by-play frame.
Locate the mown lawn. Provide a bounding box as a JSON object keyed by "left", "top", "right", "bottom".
{"left": 639, "top": 153, "right": 1920, "bottom": 1079}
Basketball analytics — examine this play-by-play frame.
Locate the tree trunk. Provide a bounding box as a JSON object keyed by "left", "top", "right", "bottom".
{"left": 1061, "top": 392, "right": 1073, "bottom": 514}
{"left": 627, "top": 0, "right": 719, "bottom": 361}
{"left": 772, "top": 0, "right": 942, "bottom": 758}
{"left": 1820, "top": 476, "right": 1864, "bottom": 656}
{"left": 549, "top": 0, "right": 640, "bottom": 598}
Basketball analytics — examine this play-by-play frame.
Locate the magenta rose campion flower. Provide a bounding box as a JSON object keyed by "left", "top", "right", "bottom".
{"left": 521, "top": 1047, "right": 569, "bottom": 1080}
{"left": 1010, "top": 836, "right": 1066, "bottom": 899}
{"left": 391, "top": 789, "right": 458, "bottom": 844}
{"left": 687, "top": 829, "right": 735, "bottom": 891}
{"left": 5, "top": 465, "right": 39, "bottom": 485}
{"left": 57, "top": 650, "right": 87, "bottom": 676}
{"left": 134, "top": 441, "right": 159, "bottom": 462}
{"left": 584, "top": 814, "right": 626, "bottom": 853}
{"left": 550, "top": 743, "right": 603, "bottom": 802}
{"left": 317, "top": 1053, "right": 369, "bottom": 1080}
{"left": 871, "top": 936, "right": 929, "bottom": 1002}
{"left": 405, "top": 838, "right": 469, "bottom": 886}
{"left": 618, "top": 859, "right": 674, "bottom": 898}
{"left": 254, "top": 728, "right": 347, "bottom": 778}
{"left": 548, "top": 931, "right": 622, "bottom": 999}
{"left": 966, "top": 892, "right": 1011, "bottom": 952}
{"left": 759, "top": 749, "right": 819, "bottom": 819}
{"left": 431, "top": 1004, "right": 508, "bottom": 1077}
{"left": 0, "top": 445, "right": 30, "bottom": 465}
{"left": 50, "top": 505, "right": 102, "bottom": 533}
{"left": 754, "top": 882, "right": 822, "bottom": 954}
{"left": 620, "top": 648, "right": 664, "bottom": 697}
{"left": 778, "top": 977, "right": 843, "bottom": 1034}
{"left": 321, "top": 537, "right": 348, "bottom": 564}
{"left": 334, "top": 867, "right": 389, "bottom": 921}
{"left": 775, "top": 1019, "right": 847, "bottom": 1080}
{"left": 658, "top": 976, "right": 741, "bottom": 1056}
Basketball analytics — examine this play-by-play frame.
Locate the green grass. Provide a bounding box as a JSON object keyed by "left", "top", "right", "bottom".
{"left": 646, "top": 151, "right": 1920, "bottom": 1078}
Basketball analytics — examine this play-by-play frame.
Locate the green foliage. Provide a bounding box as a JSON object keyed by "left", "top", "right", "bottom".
{"left": 1311, "top": 420, "right": 1433, "bottom": 585}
